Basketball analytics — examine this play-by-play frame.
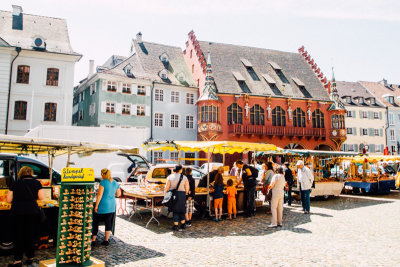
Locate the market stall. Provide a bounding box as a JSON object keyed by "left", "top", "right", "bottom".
{"left": 142, "top": 141, "right": 279, "bottom": 217}
{"left": 257, "top": 149, "right": 358, "bottom": 198}
{"left": 343, "top": 155, "right": 398, "bottom": 194}
{"left": 0, "top": 134, "right": 137, "bottom": 250}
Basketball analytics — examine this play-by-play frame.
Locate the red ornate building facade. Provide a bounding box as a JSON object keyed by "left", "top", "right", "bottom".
{"left": 184, "top": 31, "right": 346, "bottom": 152}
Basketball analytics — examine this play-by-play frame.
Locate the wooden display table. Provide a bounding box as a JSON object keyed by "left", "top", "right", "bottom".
{"left": 39, "top": 257, "right": 105, "bottom": 267}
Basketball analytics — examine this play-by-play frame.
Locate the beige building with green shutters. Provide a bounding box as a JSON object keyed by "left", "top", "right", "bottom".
{"left": 336, "top": 81, "right": 386, "bottom": 154}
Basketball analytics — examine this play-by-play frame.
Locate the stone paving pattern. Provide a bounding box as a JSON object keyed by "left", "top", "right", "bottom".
{"left": 1, "top": 192, "right": 400, "bottom": 266}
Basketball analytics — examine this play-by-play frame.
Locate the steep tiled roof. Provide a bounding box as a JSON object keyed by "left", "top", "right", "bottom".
{"left": 197, "top": 41, "right": 330, "bottom": 101}
{"left": 133, "top": 40, "right": 196, "bottom": 87}
{"left": 99, "top": 53, "right": 148, "bottom": 80}
{"left": 101, "top": 55, "right": 127, "bottom": 69}
{"left": 0, "top": 10, "right": 79, "bottom": 55}
{"left": 360, "top": 81, "right": 400, "bottom": 108}
{"left": 336, "top": 81, "right": 385, "bottom": 108}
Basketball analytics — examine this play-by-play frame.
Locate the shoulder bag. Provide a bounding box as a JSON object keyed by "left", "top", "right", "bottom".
{"left": 162, "top": 174, "right": 184, "bottom": 209}
{"left": 23, "top": 180, "right": 46, "bottom": 223}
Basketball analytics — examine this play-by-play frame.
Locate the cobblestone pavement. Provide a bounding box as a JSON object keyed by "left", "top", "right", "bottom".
{"left": 1, "top": 191, "right": 400, "bottom": 266}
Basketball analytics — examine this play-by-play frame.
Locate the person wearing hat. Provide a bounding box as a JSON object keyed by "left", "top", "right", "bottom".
{"left": 164, "top": 165, "right": 189, "bottom": 231}
{"left": 283, "top": 162, "right": 294, "bottom": 206}
{"left": 296, "top": 160, "right": 314, "bottom": 214}
{"left": 92, "top": 168, "right": 121, "bottom": 246}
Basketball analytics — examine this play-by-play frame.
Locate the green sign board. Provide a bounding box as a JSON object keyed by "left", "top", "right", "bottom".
{"left": 55, "top": 168, "right": 95, "bottom": 266}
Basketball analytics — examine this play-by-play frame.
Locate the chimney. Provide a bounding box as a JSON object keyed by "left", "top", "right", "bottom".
{"left": 136, "top": 32, "right": 142, "bottom": 43}
{"left": 12, "top": 5, "right": 23, "bottom": 30}
{"left": 88, "top": 60, "right": 94, "bottom": 77}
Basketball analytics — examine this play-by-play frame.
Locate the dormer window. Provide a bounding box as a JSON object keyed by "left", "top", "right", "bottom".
{"left": 124, "top": 64, "right": 133, "bottom": 76}
{"left": 358, "top": 97, "right": 364, "bottom": 104}
{"left": 32, "top": 35, "right": 46, "bottom": 51}
{"left": 346, "top": 96, "right": 352, "bottom": 104}
{"left": 177, "top": 73, "right": 185, "bottom": 82}
{"left": 160, "top": 53, "right": 169, "bottom": 63}
{"left": 159, "top": 69, "right": 168, "bottom": 80}
{"left": 388, "top": 96, "right": 395, "bottom": 104}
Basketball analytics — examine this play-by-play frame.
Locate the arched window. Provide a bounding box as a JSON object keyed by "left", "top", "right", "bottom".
{"left": 339, "top": 115, "right": 345, "bottom": 129}
{"left": 250, "top": 104, "right": 265, "bottom": 125}
{"left": 227, "top": 103, "right": 243, "bottom": 125}
{"left": 200, "top": 105, "right": 220, "bottom": 123}
{"left": 44, "top": 102, "right": 57, "bottom": 121}
{"left": 293, "top": 108, "right": 306, "bottom": 127}
{"left": 312, "top": 109, "right": 325, "bottom": 128}
{"left": 14, "top": 101, "right": 27, "bottom": 120}
{"left": 272, "top": 106, "right": 286, "bottom": 126}
{"left": 332, "top": 115, "right": 337, "bottom": 129}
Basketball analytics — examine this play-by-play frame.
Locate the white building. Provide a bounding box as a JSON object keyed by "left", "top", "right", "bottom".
{"left": 0, "top": 5, "right": 81, "bottom": 135}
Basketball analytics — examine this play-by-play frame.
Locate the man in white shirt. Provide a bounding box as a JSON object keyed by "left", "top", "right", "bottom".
{"left": 296, "top": 160, "right": 314, "bottom": 214}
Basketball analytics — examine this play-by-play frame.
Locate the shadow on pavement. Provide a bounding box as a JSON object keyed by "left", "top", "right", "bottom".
{"left": 311, "top": 194, "right": 394, "bottom": 211}
{"left": 90, "top": 232, "right": 165, "bottom": 266}
{"left": 0, "top": 232, "right": 165, "bottom": 267}
{"left": 118, "top": 204, "right": 317, "bottom": 238}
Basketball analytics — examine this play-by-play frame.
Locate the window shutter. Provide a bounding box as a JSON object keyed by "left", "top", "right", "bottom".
{"left": 100, "top": 101, "right": 106, "bottom": 112}
{"left": 117, "top": 82, "right": 123, "bottom": 93}
{"left": 379, "top": 112, "right": 382, "bottom": 120}
{"left": 368, "top": 111, "right": 373, "bottom": 119}
{"left": 131, "top": 104, "right": 137, "bottom": 115}
{"left": 359, "top": 110, "right": 362, "bottom": 118}
{"left": 379, "top": 128, "right": 383, "bottom": 136}
{"left": 354, "top": 144, "right": 359, "bottom": 152}
{"left": 94, "top": 81, "right": 98, "bottom": 92}
{"left": 368, "top": 128, "right": 373, "bottom": 136}
{"left": 131, "top": 84, "right": 138, "bottom": 95}
{"left": 145, "top": 105, "right": 150, "bottom": 116}
{"left": 102, "top": 80, "right": 107, "bottom": 91}
{"left": 359, "top": 128, "right": 362, "bottom": 135}
{"left": 370, "top": 144, "right": 376, "bottom": 153}
{"left": 145, "top": 86, "right": 151, "bottom": 96}
{"left": 381, "top": 144, "right": 384, "bottom": 152}
{"left": 352, "top": 110, "right": 356, "bottom": 118}
{"left": 343, "top": 144, "right": 347, "bottom": 151}
{"left": 116, "top": 103, "right": 122, "bottom": 114}
{"left": 353, "top": 127, "right": 357, "bottom": 136}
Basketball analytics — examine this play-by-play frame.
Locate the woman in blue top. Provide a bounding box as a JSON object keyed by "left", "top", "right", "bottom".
{"left": 92, "top": 169, "right": 121, "bottom": 246}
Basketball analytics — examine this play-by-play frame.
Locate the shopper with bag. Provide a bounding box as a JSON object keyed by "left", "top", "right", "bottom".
{"left": 283, "top": 162, "right": 294, "bottom": 206}
{"left": 261, "top": 162, "right": 274, "bottom": 212}
{"left": 268, "top": 166, "right": 286, "bottom": 228}
{"left": 296, "top": 160, "right": 314, "bottom": 214}
{"left": 6, "top": 166, "right": 45, "bottom": 267}
{"left": 164, "top": 165, "right": 189, "bottom": 231}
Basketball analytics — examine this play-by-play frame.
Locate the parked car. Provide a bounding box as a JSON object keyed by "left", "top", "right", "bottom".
{"left": 145, "top": 164, "right": 205, "bottom": 187}
{"left": 0, "top": 154, "right": 62, "bottom": 251}
{"left": 114, "top": 153, "right": 151, "bottom": 183}
{"left": 199, "top": 162, "right": 223, "bottom": 173}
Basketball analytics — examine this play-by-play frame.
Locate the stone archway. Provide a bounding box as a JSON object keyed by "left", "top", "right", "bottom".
{"left": 284, "top": 143, "right": 305, "bottom": 149}
{"left": 314, "top": 144, "right": 334, "bottom": 151}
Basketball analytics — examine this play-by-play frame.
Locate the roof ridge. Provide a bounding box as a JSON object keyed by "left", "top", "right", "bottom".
{"left": 141, "top": 40, "right": 182, "bottom": 50}
{"left": 0, "top": 10, "right": 66, "bottom": 21}
{"left": 198, "top": 40, "right": 299, "bottom": 56}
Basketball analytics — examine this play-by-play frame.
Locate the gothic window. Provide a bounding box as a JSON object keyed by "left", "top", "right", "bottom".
{"left": 227, "top": 103, "right": 243, "bottom": 125}
{"left": 293, "top": 108, "right": 306, "bottom": 127}
{"left": 272, "top": 106, "right": 286, "bottom": 126}
{"left": 200, "top": 105, "right": 220, "bottom": 123}
{"left": 332, "top": 114, "right": 344, "bottom": 129}
{"left": 312, "top": 109, "right": 325, "bottom": 128}
{"left": 250, "top": 104, "right": 265, "bottom": 125}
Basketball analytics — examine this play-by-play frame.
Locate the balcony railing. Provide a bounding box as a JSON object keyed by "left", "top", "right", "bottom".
{"left": 228, "top": 124, "right": 326, "bottom": 138}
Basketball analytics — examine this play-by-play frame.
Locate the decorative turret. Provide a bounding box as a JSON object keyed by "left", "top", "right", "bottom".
{"left": 196, "top": 51, "right": 222, "bottom": 141}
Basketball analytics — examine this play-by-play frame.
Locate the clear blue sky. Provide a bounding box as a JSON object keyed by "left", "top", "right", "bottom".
{"left": 2, "top": 0, "right": 399, "bottom": 85}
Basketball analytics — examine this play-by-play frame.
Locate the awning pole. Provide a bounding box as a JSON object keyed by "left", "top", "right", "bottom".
{"left": 67, "top": 147, "right": 71, "bottom": 167}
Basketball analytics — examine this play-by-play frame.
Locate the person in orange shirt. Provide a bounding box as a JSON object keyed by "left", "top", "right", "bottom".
{"left": 226, "top": 179, "right": 237, "bottom": 219}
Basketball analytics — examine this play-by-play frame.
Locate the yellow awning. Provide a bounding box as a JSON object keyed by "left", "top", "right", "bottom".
{"left": 346, "top": 155, "right": 400, "bottom": 164}
{"left": 143, "top": 141, "right": 279, "bottom": 154}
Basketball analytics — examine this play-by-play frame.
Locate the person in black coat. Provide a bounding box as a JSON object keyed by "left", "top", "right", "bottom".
{"left": 7, "top": 166, "right": 45, "bottom": 267}
{"left": 283, "top": 162, "right": 294, "bottom": 206}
